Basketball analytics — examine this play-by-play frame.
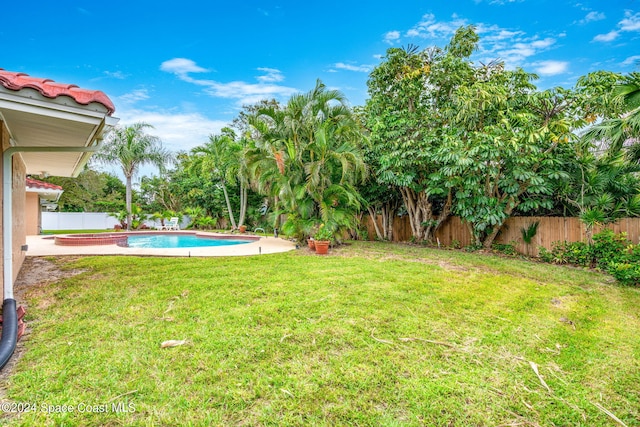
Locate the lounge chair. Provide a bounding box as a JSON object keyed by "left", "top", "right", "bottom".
{"left": 165, "top": 217, "right": 180, "bottom": 231}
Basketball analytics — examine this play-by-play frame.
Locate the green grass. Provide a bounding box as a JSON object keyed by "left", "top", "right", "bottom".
{"left": 41, "top": 229, "right": 114, "bottom": 235}
{"left": 3, "top": 241, "right": 639, "bottom": 426}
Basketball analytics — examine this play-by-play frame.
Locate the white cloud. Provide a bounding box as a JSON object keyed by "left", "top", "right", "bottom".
{"left": 479, "top": 27, "right": 525, "bottom": 43}
{"left": 383, "top": 30, "right": 400, "bottom": 44}
{"left": 580, "top": 11, "right": 605, "bottom": 24}
{"left": 385, "top": 13, "right": 561, "bottom": 72}
{"left": 594, "top": 10, "right": 640, "bottom": 42}
{"left": 486, "top": 37, "right": 557, "bottom": 68}
{"left": 160, "top": 58, "right": 209, "bottom": 75}
{"left": 620, "top": 11, "right": 640, "bottom": 31}
{"left": 115, "top": 107, "right": 228, "bottom": 153}
{"left": 622, "top": 55, "right": 640, "bottom": 66}
{"left": 104, "top": 70, "right": 127, "bottom": 79}
{"left": 533, "top": 60, "right": 569, "bottom": 76}
{"left": 593, "top": 30, "right": 620, "bottom": 42}
{"left": 404, "top": 13, "right": 468, "bottom": 40}
{"left": 256, "top": 67, "right": 285, "bottom": 83}
{"left": 161, "top": 58, "right": 298, "bottom": 106}
{"left": 334, "top": 62, "right": 373, "bottom": 73}
{"left": 118, "top": 89, "right": 150, "bottom": 104}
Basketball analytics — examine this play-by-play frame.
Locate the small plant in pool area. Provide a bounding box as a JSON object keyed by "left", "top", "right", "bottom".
{"left": 314, "top": 223, "right": 334, "bottom": 242}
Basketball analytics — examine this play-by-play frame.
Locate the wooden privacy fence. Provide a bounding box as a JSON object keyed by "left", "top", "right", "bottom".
{"left": 363, "top": 216, "right": 640, "bottom": 257}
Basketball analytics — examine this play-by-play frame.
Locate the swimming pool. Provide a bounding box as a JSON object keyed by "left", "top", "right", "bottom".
{"left": 54, "top": 231, "right": 259, "bottom": 248}
{"left": 125, "top": 234, "right": 254, "bottom": 249}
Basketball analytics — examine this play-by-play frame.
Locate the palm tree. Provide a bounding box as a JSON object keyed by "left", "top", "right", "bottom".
{"left": 584, "top": 72, "right": 640, "bottom": 162}
{"left": 246, "top": 80, "right": 367, "bottom": 240}
{"left": 188, "top": 128, "right": 247, "bottom": 230}
{"left": 95, "top": 122, "right": 172, "bottom": 230}
{"left": 562, "top": 148, "right": 640, "bottom": 243}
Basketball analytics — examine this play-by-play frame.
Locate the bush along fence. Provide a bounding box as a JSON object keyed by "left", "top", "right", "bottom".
{"left": 363, "top": 215, "right": 640, "bottom": 256}
{"left": 539, "top": 230, "right": 640, "bottom": 286}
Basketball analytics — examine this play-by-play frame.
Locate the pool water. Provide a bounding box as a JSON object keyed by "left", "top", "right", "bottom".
{"left": 125, "top": 234, "right": 253, "bottom": 249}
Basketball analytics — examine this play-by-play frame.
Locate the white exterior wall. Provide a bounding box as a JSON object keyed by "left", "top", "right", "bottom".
{"left": 40, "top": 212, "right": 188, "bottom": 232}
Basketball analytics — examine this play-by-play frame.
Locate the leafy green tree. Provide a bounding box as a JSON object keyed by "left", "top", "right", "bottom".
{"left": 187, "top": 128, "right": 247, "bottom": 229}
{"left": 39, "top": 169, "right": 126, "bottom": 212}
{"left": 558, "top": 72, "right": 640, "bottom": 242}
{"left": 139, "top": 175, "right": 182, "bottom": 214}
{"left": 94, "top": 122, "right": 172, "bottom": 230}
{"left": 246, "top": 80, "right": 366, "bottom": 241}
{"left": 434, "top": 63, "right": 579, "bottom": 248}
{"left": 561, "top": 150, "right": 640, "bottom": 242}
{"left": 364, "top": 28, "right": 480, "bottom": 242}
{"left": 583, "top": 72, "right": 640, "bottom": 163}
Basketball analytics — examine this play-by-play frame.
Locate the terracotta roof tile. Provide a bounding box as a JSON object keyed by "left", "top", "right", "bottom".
{"left": 26, "top": 177, "right": 63, "bottom": 191}
{"left": 0, "top": 69, "right": 115, "bottom": 115}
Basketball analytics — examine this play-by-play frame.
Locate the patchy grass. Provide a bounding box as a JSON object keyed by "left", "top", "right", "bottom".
{"left": 3, "top": 241, "right": 639, "bottom": 426}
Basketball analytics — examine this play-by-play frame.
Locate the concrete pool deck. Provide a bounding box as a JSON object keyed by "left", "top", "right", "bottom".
{"left": 25, "top": 233, "right": 297, "bottom": 257}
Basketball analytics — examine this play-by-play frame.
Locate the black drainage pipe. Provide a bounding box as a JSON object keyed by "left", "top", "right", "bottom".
{"left": 0, "top": 299, "right": 18, "bottom": 370}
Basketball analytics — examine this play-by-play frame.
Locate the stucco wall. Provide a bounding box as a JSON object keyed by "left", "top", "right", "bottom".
{"left": 1, "top": 120, "right": 28, "bottom": 297}
{"left": 26, "top": 193, "right": 40, "bottom": 235}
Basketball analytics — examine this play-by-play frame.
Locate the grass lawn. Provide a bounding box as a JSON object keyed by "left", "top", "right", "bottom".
{"left": 2, "top": 241, "right": 639, "bottom": 426}
{"left": 41, "top": 230, "right": 114, "bottom": 235}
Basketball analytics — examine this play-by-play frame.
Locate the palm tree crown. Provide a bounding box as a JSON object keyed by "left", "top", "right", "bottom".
{"left": 95, "top": 122, "right": 172, "bottom": 230}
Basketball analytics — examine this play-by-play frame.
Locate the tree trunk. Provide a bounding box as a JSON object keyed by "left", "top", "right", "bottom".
{"left": 238, "top": 184, "right": 247, "bottom": 227}
{"left": 221, "top": 183, "right": 237, "bottom": 229}
{"left": 482, "top": 202, "right": 515, "bottom": 249}
{"left": 125, "top": 175, "right": 133, "bottom": 231}
{"left": 367, "top": 206, "right": 384, "bottom": 240}
{"left": 382, "top": 201, "right": 398, "bottom": 241}
{"left": 432, "top": 189, "right": 453, "bottom": 237}
{"left": 273, "top": 196, "right": 280, "bottom": 231}
{"left": 400, "top": 187, "right": 432, "bottom": 241}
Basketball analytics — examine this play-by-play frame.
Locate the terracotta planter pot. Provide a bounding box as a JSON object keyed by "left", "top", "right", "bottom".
{"left": 315, "top": 240, "right": 330, "bottom": 255}
{"left": 238, "top": 225, "right": 247, "bottom": 233}
{"left": 308, "top": 239, "right": 316, "bottom": 251}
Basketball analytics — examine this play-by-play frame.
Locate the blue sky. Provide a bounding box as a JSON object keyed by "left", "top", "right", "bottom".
{"left": 2, "top": 0, "right": 639, "bottom": 175}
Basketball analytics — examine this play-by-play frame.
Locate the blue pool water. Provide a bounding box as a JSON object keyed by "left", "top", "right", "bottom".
{"left": 126, "top": 234, "right": 253, "bottom": 249}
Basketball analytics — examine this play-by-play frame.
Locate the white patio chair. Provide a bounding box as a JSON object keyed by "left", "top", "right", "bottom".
{"left": 165, "top": 217, "right": 180, "bottom": 231}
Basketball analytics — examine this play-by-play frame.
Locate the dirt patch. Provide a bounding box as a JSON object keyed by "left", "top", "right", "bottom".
{"left": 0, "top": 256, "right": 85, "bottom": 386}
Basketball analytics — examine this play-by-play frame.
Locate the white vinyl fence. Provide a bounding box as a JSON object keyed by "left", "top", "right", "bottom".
{"left": 41, "top": 212, "right": 177, "bottom": 231}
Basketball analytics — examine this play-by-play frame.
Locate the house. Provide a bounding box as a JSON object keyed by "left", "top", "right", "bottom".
{"left": 0, "top": 69, "right": 118, "bottom": 368}
{"left": 26, "top": 177, "right": 64, "bottom": 235}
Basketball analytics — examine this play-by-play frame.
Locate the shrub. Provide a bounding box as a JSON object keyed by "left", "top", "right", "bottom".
{"left": 539, "top": 241, "right": 591, "bottom": 266}
{"left": 492, "top": 243, "right": 517, "bottom": 256}
{"left": 541, "top": 230, "right": 639, "bottom": 286}
{"left": 608, "top": 262, "right": 640, "bottom": 286}
{"left": 591, "top": 230, "right": 630, "bottom": 269}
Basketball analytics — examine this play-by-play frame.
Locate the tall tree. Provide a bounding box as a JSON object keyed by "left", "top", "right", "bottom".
{"left": 187, "top": 128, "right": 247, "bottom": 229}
{"left": 94, "top": 122, "right": 172, "bottom": 230}
{"left": 435, "top": 78, "right": 579, "bottom": 248}
{"left": 247, "top": 80, "right": 366, "bottom": 240}
{"left": 40, "top": 169, "right": 126, "bottom": 212}
{"left": 364, "top": 27, "right": 479, "bottom": 242}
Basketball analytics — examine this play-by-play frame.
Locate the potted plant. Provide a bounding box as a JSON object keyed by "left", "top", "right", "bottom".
{"left": 314, "top": 224, "right": 333, "bottom": 255}
{"left": 307, "top": 237, "right": 316, "bottom": 251}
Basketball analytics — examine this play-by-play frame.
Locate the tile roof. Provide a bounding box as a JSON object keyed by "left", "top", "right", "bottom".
{"left": 0, "top": 69, "right": 115, "bottom": 115}
{"left": 26, "top": 177, "right": 63, "bottom": 191}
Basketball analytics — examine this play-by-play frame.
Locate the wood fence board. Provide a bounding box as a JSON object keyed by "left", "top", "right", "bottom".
{"left": 363, "top": 215, "right": 640, "bottom": 255}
